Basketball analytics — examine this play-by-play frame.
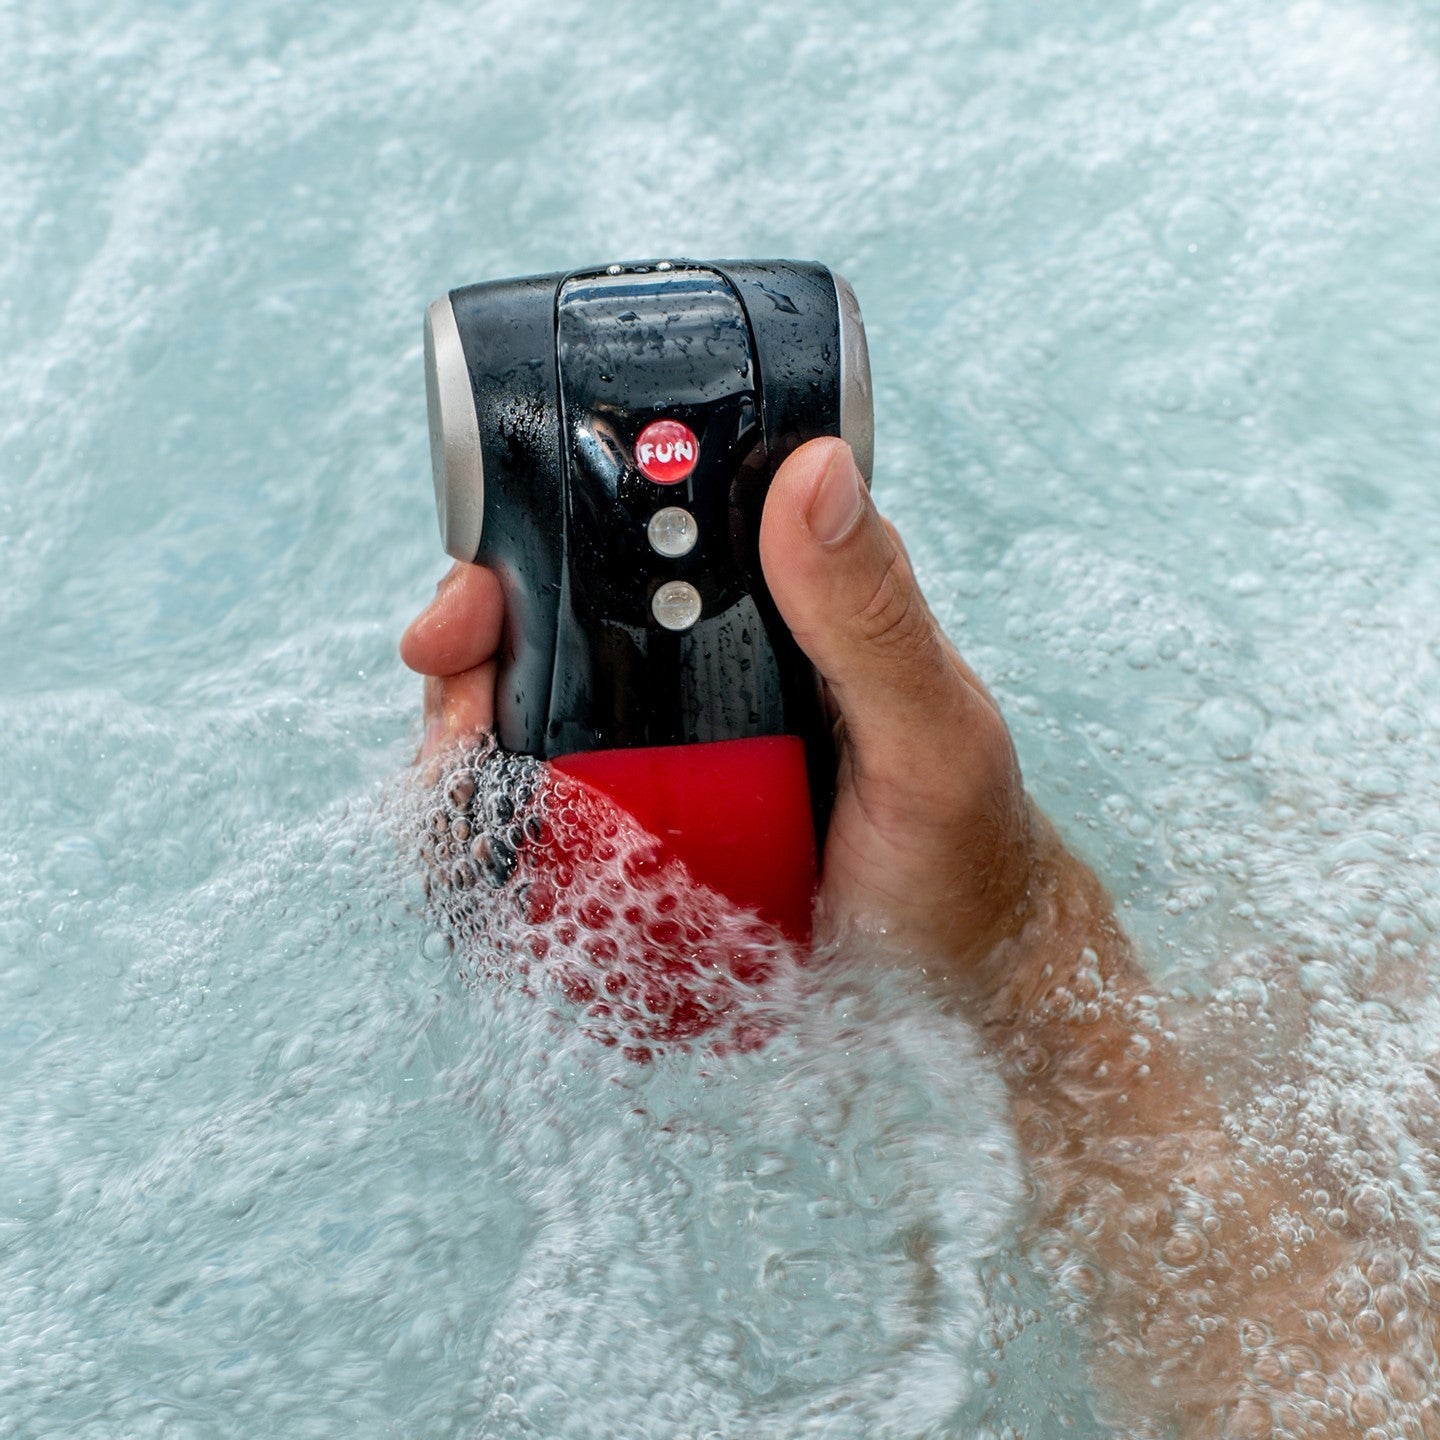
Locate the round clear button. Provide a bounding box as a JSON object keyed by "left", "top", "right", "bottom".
{"left": 651, "top": 580, "right": 702, "bottom": 631}
{"left": 646, "top": 506, "right": 698, "bottom": 558}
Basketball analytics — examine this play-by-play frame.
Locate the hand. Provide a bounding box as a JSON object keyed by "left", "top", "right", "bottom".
{"left": 401, "top": 437, "right": 1036, "bottom": 979}
{"left": 402, "top": 443, "right": 1407, "bottom": 1436}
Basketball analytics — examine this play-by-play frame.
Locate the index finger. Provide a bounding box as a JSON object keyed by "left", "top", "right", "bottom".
{"left": 400, "top": 562, "right": 505, "bottom": 677}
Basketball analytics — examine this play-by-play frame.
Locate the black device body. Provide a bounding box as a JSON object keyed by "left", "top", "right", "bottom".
{"left": 423, "top": 259, "right": 873, "bottom": 824}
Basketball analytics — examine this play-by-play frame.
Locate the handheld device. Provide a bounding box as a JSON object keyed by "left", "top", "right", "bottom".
{"left": 423, "top": 259, "right": 872, "bottom": 941}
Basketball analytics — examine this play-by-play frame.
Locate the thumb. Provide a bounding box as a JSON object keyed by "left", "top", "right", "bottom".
{"left": 760, "top": 437, "right": 1031, "bottom": 963}
{"left": 760, "top": 437, "right": 984, "bottom": 763}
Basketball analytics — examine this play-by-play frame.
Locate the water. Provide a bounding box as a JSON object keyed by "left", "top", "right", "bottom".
{"left": 3, "top": 0, "right": 1440, "bottom": 1434}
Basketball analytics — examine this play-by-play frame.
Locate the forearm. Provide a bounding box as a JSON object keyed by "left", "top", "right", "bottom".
{"left": 960, "top": 810, "right": 1421, "bottom": 1437}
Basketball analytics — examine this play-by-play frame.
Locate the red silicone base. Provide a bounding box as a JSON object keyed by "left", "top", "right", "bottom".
{"left": 552, "top": 736, "right": 818, "bottom": 944}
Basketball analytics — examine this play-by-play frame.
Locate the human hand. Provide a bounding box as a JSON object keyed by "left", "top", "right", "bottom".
{"left": 401, "top": 437, "right": 1037, "bottom": 980}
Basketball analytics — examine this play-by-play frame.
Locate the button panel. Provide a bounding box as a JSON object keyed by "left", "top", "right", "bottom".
{"left": 555, "top": 267, "right": 758, "bottom": 650}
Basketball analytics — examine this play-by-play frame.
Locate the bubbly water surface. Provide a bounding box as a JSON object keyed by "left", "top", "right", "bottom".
{"left": 3, "top": 0, "right": 1440, "bottom": 1434}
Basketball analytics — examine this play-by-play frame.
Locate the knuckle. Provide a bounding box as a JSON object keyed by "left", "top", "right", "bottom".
{"left": 854, "top": 551, "right": 932, "bottom": 662}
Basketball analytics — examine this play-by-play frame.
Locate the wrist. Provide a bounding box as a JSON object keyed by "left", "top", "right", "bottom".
{"left": 960, "top": 807, "right": 1132, "bottom": 1027}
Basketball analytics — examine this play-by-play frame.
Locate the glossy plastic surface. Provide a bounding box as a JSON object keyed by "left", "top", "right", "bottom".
{"left": 433, "top": 262, "right": 856, "bottom": 788}
{"left": 554, "top": 737, "right": 817, "bottom": 943}
{"left": 427, "top": 259, "right": 868, "bottom": 922}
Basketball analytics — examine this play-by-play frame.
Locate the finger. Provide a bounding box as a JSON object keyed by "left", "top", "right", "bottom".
{"left": 418, "top": 660, "right": 498, "bottom": 764}
{"left": 759, "top": 437, "right": 995, "bottom": 769}
{"left": 400, "top": 562, "right": 504, "bottom": 677}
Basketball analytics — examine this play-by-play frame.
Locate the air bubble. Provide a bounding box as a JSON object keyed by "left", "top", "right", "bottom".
{"left": 1346, "top": 1184, "right": 1393, "bottom": 1228}
{"left": 1298, "top": 962, "right": 1342, "bottom": 1000}
{"left": 1373, "top": 1282, "right": 1406, "bottom": 1318}
{"left": 1384, "top": 1353, "right": 1428, "bottom": 1402}
{"left": 1331, "top": 1272, "right": 1370, "bottom": 1313}
{"left": 1196, "top": 696, "right": 1264, "bottom": 762}
{"left": 1223, "top": 1394, "right": 1273, "bottom": 1439}
{"left": 1159, "top": 1228, "right": 1208, "bottom": 1268}
{"left": 1124, "top": 637, "right": 1156, "bottom": 669}
{"left": 1015, "top": 1044, "right": 1050, "bottom": 1077}
{"left": 1351, "top": 1385, "right": 1390, "bottom": 1428}
{"left": 1357, "top": 766, "right": 1402, "bottom": 798}
{"left": 1245, "top": 1348, "right": 1286, "bottom": 1383}
{"left": 1229, "top": 976, "right": 1268, "bottom": 1007}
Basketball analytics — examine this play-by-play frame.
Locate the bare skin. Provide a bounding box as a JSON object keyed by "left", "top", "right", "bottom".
{"left": 402, "top": 438, "right": 1438, "bottom": 1436}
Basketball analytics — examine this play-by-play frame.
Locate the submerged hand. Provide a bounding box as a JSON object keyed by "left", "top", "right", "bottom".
{"left": 400, "top": 444, "right": 1413, "bottom": 1436}
{"left": 401, "top": 437, "right": 1036, "bottom": 977}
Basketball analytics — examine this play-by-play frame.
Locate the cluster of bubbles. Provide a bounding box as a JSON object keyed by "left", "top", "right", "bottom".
{"left": 936, "top": 947, "right": 1440, "bottom": 1439}
{"left": 414, "top": 741, "right": 803, "bottom": 1060}
{"left": 4, "top": 0, "right": 1440, "bottom": 1427}
{"left": 0, "top": 756, "right": 1023, "bottom": 1440}
{"left": 391, "top": 746, "right": 1025, "bottom": 1438}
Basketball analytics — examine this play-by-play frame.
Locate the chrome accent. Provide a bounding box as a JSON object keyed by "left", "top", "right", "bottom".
{"left": 832, "top": 271, "right": 874, "bottom": 485}
{"left": 424, "top": 294, "right": 485, "bottom": 562}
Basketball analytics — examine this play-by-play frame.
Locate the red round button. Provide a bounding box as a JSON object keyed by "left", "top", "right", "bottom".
{"left": 634, "top": 419, "right": 699, "bottom": 485}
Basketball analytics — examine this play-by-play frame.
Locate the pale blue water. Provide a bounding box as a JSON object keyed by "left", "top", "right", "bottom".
{"left": 3, "top": 1, "right": 1440, "bottom": 1435}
